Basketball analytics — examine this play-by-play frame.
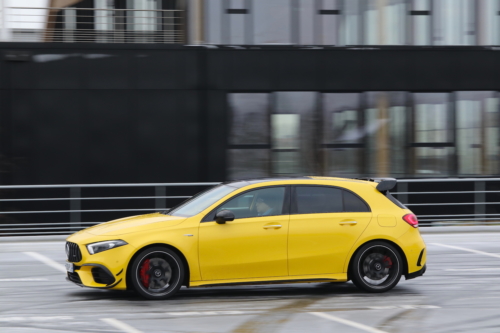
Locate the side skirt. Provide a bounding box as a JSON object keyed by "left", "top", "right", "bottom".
{"left": 190, "top": 273, "right": 348, "bottom": 288}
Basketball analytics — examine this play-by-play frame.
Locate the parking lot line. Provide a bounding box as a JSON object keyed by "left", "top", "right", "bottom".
{"left": 23, "top": 251, "right": 66, "bottom": 273}
{"left": 101, "top": 318, "right": 144, "bottom": 333}
{"left": 309, "top": 312, "right": 388, "bottom": 333}
{"left": 430, "top": 243, "right": 500, "bottom": 259}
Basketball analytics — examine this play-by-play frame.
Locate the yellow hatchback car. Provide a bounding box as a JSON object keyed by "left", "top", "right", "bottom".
{"left": 65, "top": 177, "right": 426, "bottom": 299}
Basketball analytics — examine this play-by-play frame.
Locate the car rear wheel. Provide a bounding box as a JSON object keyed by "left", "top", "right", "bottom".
{"left": 130, "top": 247, "right": 184, "bottom": 300}
{"left": 350, "top": 241, "right": 403, "bottom": 293}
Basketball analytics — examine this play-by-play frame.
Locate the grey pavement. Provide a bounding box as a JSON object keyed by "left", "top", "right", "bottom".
{"left": 1, "top": 230, "right": 500, "bottom": 333}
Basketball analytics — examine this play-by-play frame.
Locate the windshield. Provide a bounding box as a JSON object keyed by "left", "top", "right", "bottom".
{"left": 168, "top": 185, "right": 237, "bottom": 217}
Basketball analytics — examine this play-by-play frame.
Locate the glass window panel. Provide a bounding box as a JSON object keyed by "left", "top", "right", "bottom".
{"left": 414, "top": 147, "right": 453, "bottom": 176}
{"left": 411, "top": 0, "right": 431, "bottom": 45}
{"left": 413, "top": 93, "right": 453, "bottom": 176}
{"left": 227, "top": 93, "right": 271, "bottom": 179}
{"left": 205, "top": 0, "right": 223, "bottom": 44}
{"left": 365, "top": 92, "right": 407, "bottom": 176}
{"left": 272, "top": 92, "right": 317, "bottom": 175}
{"left": 229, "top": 0, "right": 246, "bottom": 44}
{"left": 343, "top": 0, "right": 362, "bottom": 45}
{"left": 169, "top": 185, "right": 237, "bottom": 217}
{"left": 254, "top": 0, "right": 291, "bottom": 44}
{"left": 298, "top": 0, "right": 315, "bottom": 44}
{"left": 456, "top": 92, "right": 499, "bottom": 175}
{"left": 477, "top": 0, "right": 499, "bottom": 45}
{"left": 363, "top": 0, "right": 407, "bottom": 45}
{"left": 320, "top": 0, "right": 339, "bottom": 45}
{"left": 343, "top": 190, "right": 370, "bottom": 212}
{"left": 227, "top": 149, "right": 270, "bottom": 180}
{"left": 228, "top": 93, "right": 269, "bottom": 145}
{"left": 218, "top": 186, "right": 286, "bottom": 218}
{"left": 296, "top": 186, "right": 343, "bottom": 214}
{"left": 322, "top": 93, "right": 362, "bottom": 176}
{"left": 414, "top": 93, "right": 450, "bottom": 143}
{"left": 433, "top": 0, "right": 476, "bottom": 45}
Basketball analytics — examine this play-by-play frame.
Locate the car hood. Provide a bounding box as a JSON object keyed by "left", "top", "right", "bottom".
{"left": 83, "top": 213, "right": 186, "bottom": 236}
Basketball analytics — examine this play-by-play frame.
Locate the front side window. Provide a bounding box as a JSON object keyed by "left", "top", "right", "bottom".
{"left": 294, "top": 186, "right": 370, "bottom": 214}
{"left": 213, "top": 186, "right": 287, "bottom": 220}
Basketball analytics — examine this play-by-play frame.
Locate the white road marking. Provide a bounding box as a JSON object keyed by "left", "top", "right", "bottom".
{"left": 0, "top": 278, "right": 48, "bottom": 282}
{"left": 166, "top": 311, "right": 256, "bottom": 316}
{"left": 309, "top": 312, "right": 388, "bottom": 333}
{"left": 23, "top": 252, "right": 66, "bottom": 273}
{"left": 430, "top": 243, "right": 500, "bottom": 259}
{"left": 0, "top": 316, "right": 73, "bottom": 322}
{"left": 446, "top": 267, "right": 500, "bottom": 271}
{"left": 101, "top": 318, "right": 144, "bottom": 333}
{"left": 369, "top": 305, "right": 440, "bottom": 310}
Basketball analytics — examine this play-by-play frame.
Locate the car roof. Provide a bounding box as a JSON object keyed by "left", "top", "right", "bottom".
{"left": 223, "top": 176, "right": 373, "bottom": 188}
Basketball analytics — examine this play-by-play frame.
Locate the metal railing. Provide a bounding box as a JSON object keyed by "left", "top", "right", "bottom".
{"left": 393, "top": 178, "right": 500, "bottom": 226}
{"left": 7, "top": 7, "right": 185, "bottom": 44}
{"left": 1, "top": 178, "right": 500, "bottom": 236}
{"left": 0, "top": 182, "right": 219, "bottom": 236}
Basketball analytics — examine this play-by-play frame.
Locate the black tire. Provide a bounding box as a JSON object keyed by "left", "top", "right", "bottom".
{"left": 130, "top": 246, "right": 185, "bottom": 300}
{"left": 350, "top": 241, "right": 403, "bottom": 293}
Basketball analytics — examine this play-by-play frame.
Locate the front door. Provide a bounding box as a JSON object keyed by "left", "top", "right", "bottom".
{"left": 288, "top": 185, "right": 372, "bottom": 276}
{"left": 199, "top": 186, "right": 290, "bottom": 281}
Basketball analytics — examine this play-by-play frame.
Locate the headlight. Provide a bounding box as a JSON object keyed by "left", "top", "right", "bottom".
{"left": 86, "top": 240, "right": 128, "bottom": 255}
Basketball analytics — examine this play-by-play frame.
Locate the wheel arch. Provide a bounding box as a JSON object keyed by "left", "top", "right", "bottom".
{"left": 125, "top": 243, "right": 191, "bottom": 290}
{"left": 346, "top": 239, "right": 409, "bottom": 280}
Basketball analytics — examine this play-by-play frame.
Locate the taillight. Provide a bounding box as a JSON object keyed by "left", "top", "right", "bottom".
{"left": 402, "top": 214, "right": 419, "bottom": 228}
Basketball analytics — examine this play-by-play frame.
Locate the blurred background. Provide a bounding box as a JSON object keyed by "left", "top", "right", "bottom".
{"left": 1, "top": 0, "right": 500, "bottom": 232}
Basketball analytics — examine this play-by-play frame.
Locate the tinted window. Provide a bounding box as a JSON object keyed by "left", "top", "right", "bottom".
{"left": 296, "top": 186, "right": 343, "bottom": 214}
{"left": 215, "top": 187, "right": 286, "bottom": 219}
{"left": 343, "top": 190, "right": 370, "bottom": 212}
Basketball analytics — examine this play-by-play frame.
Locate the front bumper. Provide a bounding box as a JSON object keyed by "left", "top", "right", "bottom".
{"left": 65, "top": 238, "right": 135, "bottom": 290}
{"left": 66, "top": 263, "right": 124, "bottom": 289}
{"left": 405, "top": 264, "right": 426, "bottom": 280}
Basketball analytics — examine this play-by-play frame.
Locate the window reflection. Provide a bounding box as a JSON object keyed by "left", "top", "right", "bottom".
{"left": 204, "top": 0, "right": 500, "bottom": 46}
{"left": 365, "top": 92, "right": 407, "bottom": 176}
{"left": 413, "top": 93, "right": 453, "bottom": 175}
{"left": 433, "top": 0, "right": 476, "bottom": 45}
{"left": 227, "top": 91, "right": 499, "bottom": 179}
{"left": 322, "top": 93, "right": 362, "bottom": 176}
{"left": 456, "top": 92, "right": 499, "bottom": 175}
{"left": 227, "top": 93, "right": 270, "bottom": 180}
{"left": 273, "top": 92, "right": 317, "bottom": 175}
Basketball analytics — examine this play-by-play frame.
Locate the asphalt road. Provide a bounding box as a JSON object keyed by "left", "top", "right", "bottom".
{"left": 1, "top": 231, "right": 500, "bottom": 333}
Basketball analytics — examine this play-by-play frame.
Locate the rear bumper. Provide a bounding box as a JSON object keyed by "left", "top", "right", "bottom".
{"left": 405, "top": 264, "right": 426, "bottom": 280}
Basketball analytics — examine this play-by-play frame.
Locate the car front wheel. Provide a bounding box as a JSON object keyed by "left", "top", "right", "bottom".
{"left": 350, "top": 241, "right": 403, "bottom": 293}
{"left": 130, "top": 246, "right": 184, "bottom": 300}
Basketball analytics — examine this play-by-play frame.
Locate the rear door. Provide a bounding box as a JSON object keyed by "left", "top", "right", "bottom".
{"left": 288, "top": 185, "right": 372, "bottom": 275}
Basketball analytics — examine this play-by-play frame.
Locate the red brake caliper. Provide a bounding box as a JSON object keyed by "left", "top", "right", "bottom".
{"left": 383, "top": 256, "right": 393, "bottom": 268}
{"left": 139, "top": 259, "right": 150, "bottom": 288}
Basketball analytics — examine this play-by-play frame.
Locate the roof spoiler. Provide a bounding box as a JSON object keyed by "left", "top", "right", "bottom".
{"left": 355, "top": 177, "right": 397, "bottom": 193}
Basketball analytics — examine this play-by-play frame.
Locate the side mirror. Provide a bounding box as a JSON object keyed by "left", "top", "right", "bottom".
{"left": 215, "top": 210, "right": 235, "bottom": 224}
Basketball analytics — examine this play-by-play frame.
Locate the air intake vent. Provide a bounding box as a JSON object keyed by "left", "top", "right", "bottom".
{"left": 66, "top": 242, "right": 82, "bottom": 262}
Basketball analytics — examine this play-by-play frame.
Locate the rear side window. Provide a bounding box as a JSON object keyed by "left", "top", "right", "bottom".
{"left": 295, "top": 186, "right": 343, "bottom": 214}
{"left": 343, "top": 190, "right": 370, "bottom": 212}
{"left": 294, "top": 186, "right": 370, "bottom": 214}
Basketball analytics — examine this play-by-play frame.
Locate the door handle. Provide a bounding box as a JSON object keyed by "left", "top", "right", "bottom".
{"left": 339, "top": 221, "right": 357, "bottom": 225}
{"left": 263, "top": 224, "right": 282, "bottom": 229}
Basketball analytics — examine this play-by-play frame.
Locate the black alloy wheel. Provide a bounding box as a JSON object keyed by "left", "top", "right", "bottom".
{"left": 130, "top": 247, "right": 185, "bottom": 300}
{"left": 350, "top": 241, "right": 403, "bottom": 293}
